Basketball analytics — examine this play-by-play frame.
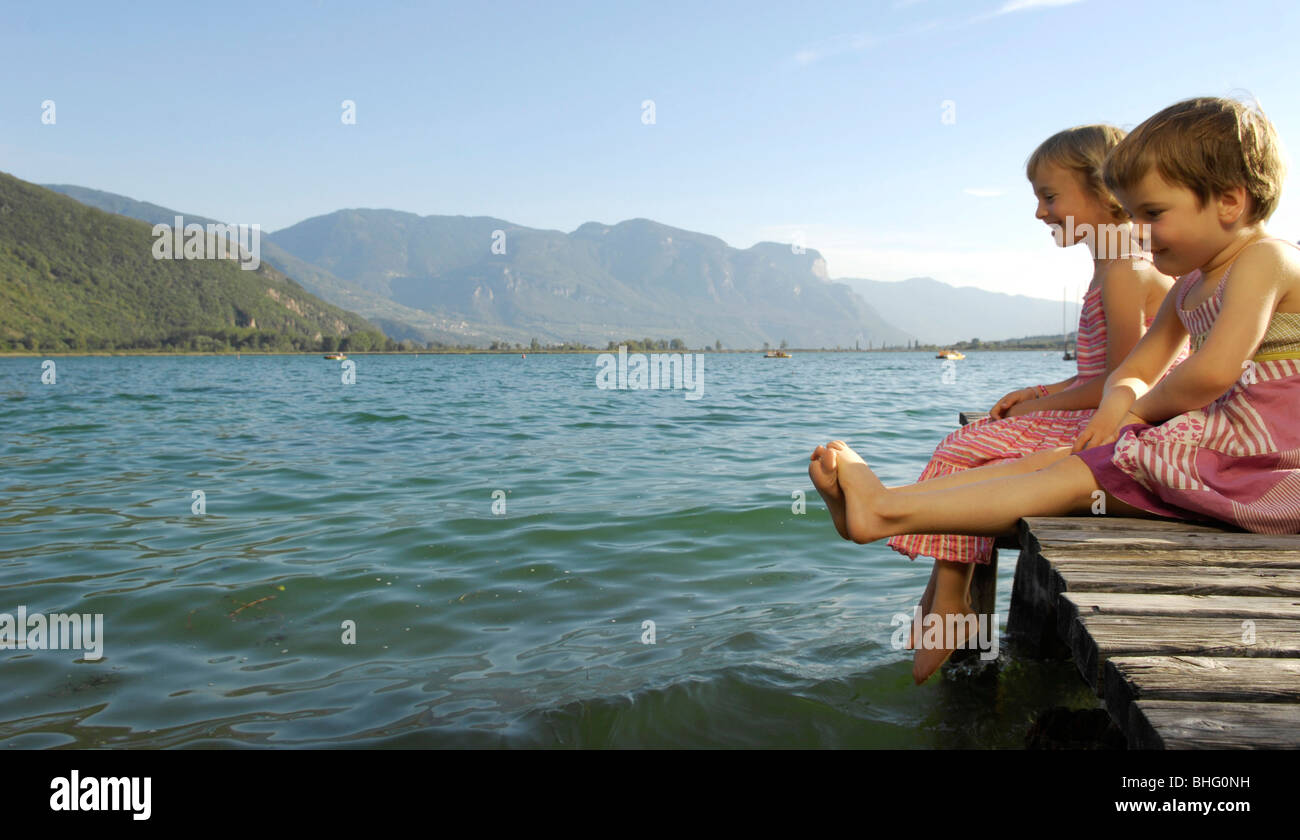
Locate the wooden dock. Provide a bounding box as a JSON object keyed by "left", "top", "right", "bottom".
{"left": 953, "top": 410, "right": 1300, "bottom": 748}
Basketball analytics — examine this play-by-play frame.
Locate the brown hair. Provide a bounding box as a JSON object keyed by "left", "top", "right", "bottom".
{"left": 1026, "top": 125, "right": 1129, "bottom": 221}
{"left": 1103, "top": 96, "right": 1285, "bottom": 224}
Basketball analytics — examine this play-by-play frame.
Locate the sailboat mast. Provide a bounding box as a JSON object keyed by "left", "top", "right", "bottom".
{"left": 1062, "top": 286, "right": 1067, "bottom": 352}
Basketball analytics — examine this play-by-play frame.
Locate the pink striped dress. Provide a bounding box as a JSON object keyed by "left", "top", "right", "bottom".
{"left": 1076, "top": 239, "right": 1300, "bottom": 533}
{"left": 888, "top": 269, "right": 1185, "bottom": 565}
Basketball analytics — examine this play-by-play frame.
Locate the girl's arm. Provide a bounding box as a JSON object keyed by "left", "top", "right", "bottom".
{"left": 1009, "top": 262, "right": 1151, "bottom": 415}
{"left": 1072, "top": 280, "right": 1191, "bottom": 450}
{"left": 1130, "top": 241, "right": 1286, "bottom": 424}
{"left": 1036, "top": 373, "right": 1083, "bottom": 395}
{"left": 1005, "top": 374, "right": 1101, "bottom": 415}
{"left": 990, "top": 374, "right": 1079, "bottom": 418}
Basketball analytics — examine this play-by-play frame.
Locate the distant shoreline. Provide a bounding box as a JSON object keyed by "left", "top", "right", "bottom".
{"left": 0, "top": 347, "right": 1073, "bottom": 358}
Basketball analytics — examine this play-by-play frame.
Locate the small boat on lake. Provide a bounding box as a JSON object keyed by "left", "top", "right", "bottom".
{"left": 324, "top": 352, "right": 347, "bottom": 360}
{"left": 936, "top": 350, "right": 965, "bottom": 360}
{"left": 763, "top": 350, "right": 792, "bottom": 358}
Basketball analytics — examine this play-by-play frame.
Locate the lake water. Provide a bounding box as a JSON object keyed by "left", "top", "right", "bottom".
{"left": 0, "top": 351, "right": 1102, "bottom": 748}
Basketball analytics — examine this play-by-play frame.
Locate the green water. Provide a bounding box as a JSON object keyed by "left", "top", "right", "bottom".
{"left": 0, "top": 351, "right": 1101, "bottom": 747}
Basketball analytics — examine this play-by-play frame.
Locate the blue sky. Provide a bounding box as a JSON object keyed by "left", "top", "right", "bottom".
{"left": 4, "top": 0, "right": 1299, "bottom": 301}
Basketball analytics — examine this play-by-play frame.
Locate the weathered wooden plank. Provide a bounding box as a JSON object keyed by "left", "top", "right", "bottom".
{"left": 1010, "top": 513, "right": 1300, "bottom": 749}
{"left": 1052, "top": 564, "right": 1300, "bottom": 596}
{"left": 1063, "top": 592, "right": 1300, "bottom": 619}
{"left": 1105, "top": 656, "right": 1300, "bottom": 726}
{"left": 1060, "top": 611, "right": 1300, "bottom": 691}
{"left": 1024, "top": 515, "right": 1242, "bottom": 535}
{"left": 1009, "top": 516, "right": 1300, "bottom": 649}
{"left": 1129, "top": 700, "right": 1300, "bottom": 749}
{"left": 1035, "top": 530, "right": 1300, "bottom": 551}
{"left": 1032, "top": 547, "right": 1300, "bottom": 567}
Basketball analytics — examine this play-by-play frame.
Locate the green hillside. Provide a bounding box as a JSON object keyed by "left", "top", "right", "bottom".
{"left": 42, "top": 183, "right": 476, "bottom": 346}
{"left": 0, "top": 173, "right": 384, "bottom": 352}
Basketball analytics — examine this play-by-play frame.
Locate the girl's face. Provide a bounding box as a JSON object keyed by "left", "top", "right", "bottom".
{"left": 1030, "top": 161, "right": 1115, "bottom": 248}
{"left": 1116, "top": 169, "right": 1228, "bottom": 277}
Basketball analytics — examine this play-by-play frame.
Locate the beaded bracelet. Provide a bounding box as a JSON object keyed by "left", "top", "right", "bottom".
{"left": 1035, "top": 384, "right": 1050, "bottom": 398}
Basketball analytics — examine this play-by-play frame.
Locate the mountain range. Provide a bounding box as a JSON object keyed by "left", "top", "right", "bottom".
{"left": 31, "top": 179, "right": 1073, "bottom": 349}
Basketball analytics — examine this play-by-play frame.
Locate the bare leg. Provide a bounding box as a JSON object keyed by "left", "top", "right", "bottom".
{"left": 889, "top": 446, "right": 1074, "bottom": 494}
{"left": 817, "top": 444, "right": 1073, "bottom": 540}
{"left": 830, "top": 442, "right": 1145, "bottom": 682}
{"left": 867, "top": 444, "right": 1072, "bottom": 647}
{"left": 907, "top": 561, "right": 939, "bottom": 651}
{"left": 837, "top": 448, "right": 1140, "bottom": 541}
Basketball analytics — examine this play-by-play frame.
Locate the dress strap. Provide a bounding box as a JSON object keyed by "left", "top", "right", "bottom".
{"left": 1175, "top": 270, "right": 1201, "bottom": 309}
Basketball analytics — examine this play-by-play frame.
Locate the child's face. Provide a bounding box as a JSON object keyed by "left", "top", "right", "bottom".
{"left": 1116, "top": 170, "right": 1224, "bottom": 277}
{"left": 1030, "top": 162, "right": 1112, "bottom": 248}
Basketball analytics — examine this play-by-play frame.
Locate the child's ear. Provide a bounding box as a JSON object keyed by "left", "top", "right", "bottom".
{"left": 1215, "top": 185, "right": 1250, "bottom": 226}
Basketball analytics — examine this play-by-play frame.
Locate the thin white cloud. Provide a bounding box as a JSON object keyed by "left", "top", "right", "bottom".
{"left": 963, "top": 188, "right": 1005, "bottom": 197}
{"left": 789, "top": 0, "right": 1083, "bottom": 69}
{"left": 963, "top": 0, "right": 1084, "bottom": 25}
{"left": 788, "top": 32, "right": 876, "bottom": 67}
{"left": 996, "top": 0, "right": 1083, "bottom": 14}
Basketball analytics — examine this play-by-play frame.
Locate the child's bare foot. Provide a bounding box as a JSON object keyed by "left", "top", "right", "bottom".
{"left": 906, "top": 563, "right": 939, "bottom": 650}
{"left": 912, "top": 593, "right": 979, "bottom": 685}
{"left": 809, "top": 444, "right": 849, "bottom": 539}
{"left": 910, "top": 562, "right": 989, "bottom": 650}
{"left": 911, "top": 559, "right": 979, "bottom": 683}
{"left": 826, "top": 440, "right": 892, "bottom": 544}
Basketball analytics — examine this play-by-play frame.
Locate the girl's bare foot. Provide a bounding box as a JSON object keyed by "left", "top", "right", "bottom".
{"left": 912, "top": 600, "right": 979, "bottom": 685}
{"left": 911, "top": 560, "right": 979, "bottom": 684}
{"left": 906, "top": 563, "right": 939, "bottom": 650}
{"left": 826, "top": 440, "right": 892, "bottom": 544}
{"left": 808, "top": 444, "right": 849, "bottom": 539}
{"left": 907, "top": 558, "right": 982, "bottom": 649}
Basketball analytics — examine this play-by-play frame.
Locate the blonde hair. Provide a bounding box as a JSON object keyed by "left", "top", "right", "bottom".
{"left": 1103, "top": 96, "right": 1285, "bottom": 224}
{"left": 1026, "top": 125, "right": 1129, "bottom": 221}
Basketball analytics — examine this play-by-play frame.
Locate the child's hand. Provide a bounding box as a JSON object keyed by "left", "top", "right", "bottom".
{"left": 1072, "top": 410, "right": 1148, "bottom": 452}
{"left": 990, "top": 387, "right": 1036, "bottom": 419}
